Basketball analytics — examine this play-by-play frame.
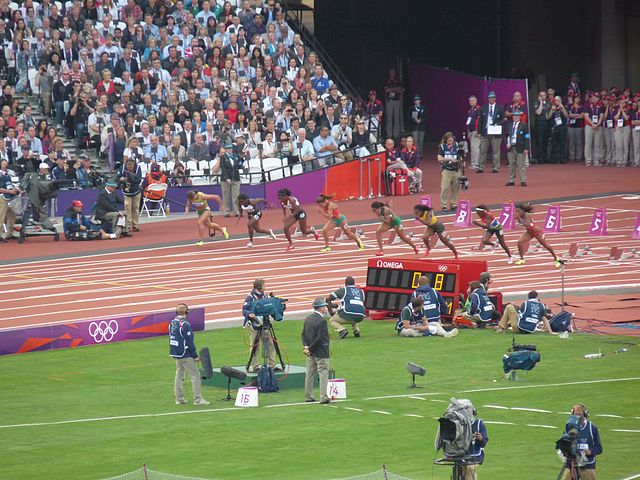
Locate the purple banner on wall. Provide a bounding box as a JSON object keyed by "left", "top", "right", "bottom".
{"left": 55, "top": 185, "right": 266, "bottom": 216}
{"left": 0, "top": 308, "right": 205, "bottom": 356}
{"left": 265, "top": 169, "right": 327, "bottom": 206}
{"left": 408, "top": 64, "right": 527, "bottom": 139}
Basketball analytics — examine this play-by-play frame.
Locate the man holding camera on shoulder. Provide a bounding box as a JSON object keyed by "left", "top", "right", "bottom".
{"left": 243, "top": 279, "right": 277, "bottom": 373}
{"left": 496, "top": 290, "right": 555, "bottom": 334}
{"left": 560, "top": 403, "right": 602, "bottom": 480}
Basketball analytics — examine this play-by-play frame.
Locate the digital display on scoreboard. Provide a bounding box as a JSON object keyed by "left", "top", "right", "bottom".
{"left": 366, "top": 267, "right": 457, "bottom": 293}
{"left": 364, "top": 290, "right": 455, "bottom": 314}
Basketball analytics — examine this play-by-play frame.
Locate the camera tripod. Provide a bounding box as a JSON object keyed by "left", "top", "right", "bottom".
{"left": 434, "top": 457, "right": 475, "bottom": 480}
{"left": 556, "top": 459, "right": 582, "bottom": 480}
{"left": 245, "top": 317, "right": 286, "bottom": 372}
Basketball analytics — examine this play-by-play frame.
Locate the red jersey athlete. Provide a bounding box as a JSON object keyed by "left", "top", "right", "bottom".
{"left": 472, "top": 204, "right": 514, "bottom": 264}
{"left": 515, "top": 202, "right": 560, "bottom": 267}
{"left": 278, "top": 188, "right": 319, "bottom": 251}
{"left": 316, "top": 194, "right": 364, "bottom": 253}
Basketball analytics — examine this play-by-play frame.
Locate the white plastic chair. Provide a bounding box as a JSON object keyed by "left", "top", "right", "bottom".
{"left": 139, "top": 162, "right": 149, "bottom": 176}
{"left": 291, "top": 163, "right": 303, "bottom": 176}
{"left": 141, "top": 183, "right": 168, "bottom": 218}
{"left": 261, "top": 157, "right": 284, "bottom": 181}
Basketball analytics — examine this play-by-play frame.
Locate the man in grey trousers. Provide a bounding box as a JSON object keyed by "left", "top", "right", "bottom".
{"left": 302, "top": 298, "right": 331, "bottom": 404}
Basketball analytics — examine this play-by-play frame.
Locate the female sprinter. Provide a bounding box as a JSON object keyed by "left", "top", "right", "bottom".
{"left": 515, "top": 202, "right": 560, "bottom": 266}
{"left": 371, "top": 201, "right": 419, "bottom": 256}
{"left": 472, "top": 204, "right": 514, "bottom": 264}
{"left": 237, "top": 193, "right": 277, "bottom": 247}
{"left": 277, "top": 188, "right": 319, "bottom": 251}
{"left": 316, "top": 193, "right": 364, "bottom": 253}
{"left": 413, "top": 204, "right": 458, "bottom": 258}
{"left": 185, "top": 191, "right": 229, "bottom": 246}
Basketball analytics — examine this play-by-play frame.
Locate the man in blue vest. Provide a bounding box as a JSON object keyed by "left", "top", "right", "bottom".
{"left": 496, "top": 290, "right": 554, "bottom": 334}
{"left": 463, "top": 407, "right": 489, "bottom": 480}
{"left": 412, "top": 275, "right": 458, "bottom": 337}
{"left": 169, "top": 303, "right": 209, "bottom": 406}
{"left": 563, "top": 403, "right": 603, "bottom": 480}
{"left": 326, "top": 276, "right": 366, "bottom": 339}
{"left": 463, "top": 281, "right": 494, "bottom": 327}
{"left": 396, "top": 297, "right": 458, "bottom": 337}
{"left": 243, "top": 279, "right": 277, "bottom": 372}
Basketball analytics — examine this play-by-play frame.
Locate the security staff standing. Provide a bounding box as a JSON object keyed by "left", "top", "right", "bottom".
{"left": 533, "top": 91, "right": 551, "bottom": 164}
{"left": 505, "top": 110, "right": 529, "bottom": 186}
{"left": 169, "top": 303, "right": 210, "bottom": 405}
{"left": 478, "top": 91, "right": 505, "bottom": 173}
{"left": 563, "top": 403, "right": 603, "bottom": 480}
{"left": 466, "top": 95, "right": 482, "bottom": 169}
{"left": 408, "top": 94, "right": 426, "bottom": 154}
{"left": 302, "top": 298, "right": 331, "bottom": 404}
{"left": 496, "top": 290, "right": 554, "bottom": 334}
{"left": 326, "top": 276, "right": 366, "bottom": 339}
{"left": 243, "top": 279, "right": 277, "bottom": 372}
{"left": 548, "top": 96, "right": 568, "bottom": 164}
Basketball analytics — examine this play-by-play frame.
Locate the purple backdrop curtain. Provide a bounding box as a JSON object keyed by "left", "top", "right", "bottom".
{"left": 408, "top": 64, "right": 527, "bottom": 141}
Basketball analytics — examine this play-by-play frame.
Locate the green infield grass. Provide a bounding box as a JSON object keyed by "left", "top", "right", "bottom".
{"left": 0, "top": 320, "right": 638, "bottom": 480}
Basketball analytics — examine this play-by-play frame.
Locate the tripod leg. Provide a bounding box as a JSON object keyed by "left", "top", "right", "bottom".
{"left": 245, "top": 327, "right": 260, "bottom": 371}
{"left": 269, "top": 324, "right": 286, "bottom": 370}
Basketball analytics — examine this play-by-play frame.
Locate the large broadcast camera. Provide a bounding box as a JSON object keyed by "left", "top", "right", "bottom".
{"left": 555, "top": 415, "right": 588, "bottom": 466}
{"left": 249, "top": 293, "right": 288, "bottom": 326}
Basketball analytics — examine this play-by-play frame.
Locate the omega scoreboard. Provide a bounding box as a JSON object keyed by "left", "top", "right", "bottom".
{"left": 365, "top": 258, "right": 488, "bottom": 318}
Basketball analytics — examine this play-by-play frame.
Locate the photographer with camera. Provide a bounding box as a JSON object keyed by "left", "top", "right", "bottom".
{"left": 496, "top": 290, "right": 555, "bottom": 334}
{"left": 69, "top": 91, "right": 94, "bottom": 149}
{"left": 331, "top": 113, "right": 354, "bottom": 162}
{"left": 325, "top": 276, "right": 366, "bottom": 339}
{"left": 438, "top": 132, "right": 463, "bottom": 211}
{"left": 557, "top": 403, "right": 602, "bottom": 480}
{"left": 243, "top": 279, "right": 278, "bottom": 373}
{"left": 118, "top": 158, "right": 143, "bottom": 232}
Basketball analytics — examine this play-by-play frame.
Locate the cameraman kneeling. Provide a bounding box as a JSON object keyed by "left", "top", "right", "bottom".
{"left": 242, "top": 279, "right": 277, "bottom": 372}
{"left": 496, "top": 290, "right": 554, "bottom": 334}
{"left": 63, "top": 200, "right": 116, "bottom": 240}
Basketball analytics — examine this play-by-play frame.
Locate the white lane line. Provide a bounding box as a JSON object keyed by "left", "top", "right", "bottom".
{"left": 370, "top": 410, "right": 392, "bottom": 415}
{"left": 619, "top": 474, "right": 640, "bottom": 480}
{"left": 365, "top": 393, "right": 442, "bottom": 400}
{"left": 429, "top": 399, "right": 448, "bottom": 403}
{"left": 596, "top": 414, "right": 624, "bottom": 418}
{"left": 409, "top": 396, "right": 427, "bottom": 401}
{"left": 526, "top": 424, "right": 558, "bottom": 429}
{"left": 344, "top": 407, "right": 363, "bottom": 412}
{"left": 483, "top": 405, "right": 509, "bottom": 410}
{"left": 460, "top": 377, "right": 640, "bottom": 393}
{"left": 403, "top": 414, "right": 424, "bottom": 418}
{"left": 483, "top": 421, "right": 516, "bottom": 425}
{"left": 611, "top": 429, "right": 640, "bottom": 433}
{"left": 511, "top": 407, "right": 553, "bottom": 413}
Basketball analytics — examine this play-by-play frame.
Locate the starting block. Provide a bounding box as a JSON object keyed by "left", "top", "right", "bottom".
{"left": 334, "top": 227, "right": 365, "bottom": 241}
{"left": 389, "top": 230, "right": 414, "bottom": 244}
{"left": 609, "top": 246, "right": 639, "bottom": 261}
{"left": 566, "top": 242, "right": 592, "bottom": 258}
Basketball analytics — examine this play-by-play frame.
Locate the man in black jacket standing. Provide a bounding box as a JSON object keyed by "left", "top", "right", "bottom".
{"left": 219, "top": 143, "right": 242, "bottom": 217}
{"left": 95, "top": 179, "right": 132, "bottom": 237}
{"left": 478, "top": 91, "right": 505, "bottom": 173}
{"left": 505, "top": 111, "right": 530, "bottom": 186}
{"left": 302, "top": 298, "right": 331, "bottom": 404}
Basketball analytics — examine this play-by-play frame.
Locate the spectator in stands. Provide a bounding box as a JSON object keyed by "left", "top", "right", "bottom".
{"left": 331, "top": 113, "right": 353, "bottom": 162}
{"left": 293, "top": 128, "right": 316, "bottom": 172}
{"left": 401, "top": 135, "right": 422, "bottom": 192}
{"left": 123, "top": 136, "right": 144, "bottom": 166}
{"left": 168, "top": 134, "right": 187, "bottom": 165}
{"left": 95, "top": 179, "right": 131, "bottom": 237}
{"left": 76, "top": 156, "right": 101, "bottom": 189}
{"left": 313, "top": 125, "right": 339, "bottom": 167}
{"left": 187, "top": 133, "right": 212, "bottom": 164}
{"left": 145, "top": 135, "right": 168, "bottom": 163}
{"left": 384, "top": 68, "right": 403, "bottom": 140}
{"left": 364, "top": 89, "right": 383, "bottom": 140}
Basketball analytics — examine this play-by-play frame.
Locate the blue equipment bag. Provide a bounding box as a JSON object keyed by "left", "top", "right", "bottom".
{"left": 256, "top": 365, "right": 279, "bottom": 392}
{"left": 503, "top": 350, "right": 541, "bottom": 373}
{"left": 549, "top": 311, "right": 573, "bottom": 332}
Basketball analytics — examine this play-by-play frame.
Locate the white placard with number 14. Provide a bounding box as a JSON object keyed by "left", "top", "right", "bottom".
{"left": 327, "top": 379, "right": 347, "bottom": 399}
{"left": 235, "top": 386, "right": 259, "bottom": 407}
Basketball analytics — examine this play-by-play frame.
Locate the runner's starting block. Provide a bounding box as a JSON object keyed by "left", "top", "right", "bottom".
{"left": 566, "top": 242, "right": 592, "bottom": 258}
{"left": 609, "top": 246, "right": 638, "bottom": 261}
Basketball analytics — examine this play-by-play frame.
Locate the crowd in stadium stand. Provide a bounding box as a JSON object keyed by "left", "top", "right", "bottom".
{"left": 0, "top": 0, "right": 387, "bottom": 189}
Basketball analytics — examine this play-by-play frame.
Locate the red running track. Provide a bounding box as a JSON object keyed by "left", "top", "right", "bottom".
{"left": 1, "top": 193, "right": 638, "bottom": 331}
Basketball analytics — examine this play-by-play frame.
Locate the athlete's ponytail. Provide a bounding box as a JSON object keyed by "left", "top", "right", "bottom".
{"left": 516, "top": 202, "right": 534, "bottom": 213}
{"left": 277, "top": 188, "right": 292, "bottom": 197}
{"left": 414, "top": 204, "right": 432, "bottom": 214}
{"left": 316, "top": 193, "right": 335, "bottom": 203}
{"left": 371, "top": 200, "right": 390, "bottom": 209}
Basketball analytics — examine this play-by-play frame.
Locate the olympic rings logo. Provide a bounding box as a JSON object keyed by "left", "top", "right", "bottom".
{"left": 438, "top": 265, "right": 448, "bottom": 272}
{"left": 88, "top": 320, "right": 119, "bottom": 343}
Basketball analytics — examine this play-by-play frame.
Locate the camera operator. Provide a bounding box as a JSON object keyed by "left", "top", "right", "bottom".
{"left": 331, "top": 113, "right": 354, "bottom": 162}
{"left": 69, "top": 91, "right": 94, "bottom": 149}
{"left": 561, "top": 403, "right": 602, "bottom": 480}
{"left": 118, "top": 158, "right": 143, "bottom": 232}
{"left": 16, "top": 145, "right": 39, "bottom": 175}
{"left": 87, "top": 100, "right": 108, "bottom": 155}
{"left": 242, "top": 279, "right": 277, "bottom": 373}
{"left": 76, "top": 155, "right": 101, "bottom": 189}
{"left": 496, "top": 290, "right": 555, "bottom": 334}
{"left": 462, "top": 408, "right": 489, "bottom": 480}
{"left": 438, "top": 132, "right": 463, "bottom": 211}
{"left": 51, "top": 153, "right": 78, "bottom": 189}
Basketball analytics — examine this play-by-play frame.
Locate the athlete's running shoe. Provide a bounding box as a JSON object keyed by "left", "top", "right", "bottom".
{"left": 312, "top": 227, "right": 319, "bottom": 241}
{"left": 269, "top": 229, "right": 277, "bottom": 240}
{"left": 356, "top": 237, "right": 364, "bottom": 250}
{"left": 507, "top": 256, "right": 514, "bottom": 264}
{"left": 423, "top": 249, "right": 430, "bottom": 257}
{"left": 375, "top": 250, "right": 384, "bottom": 256}
{"left": 413, "top": 245, "right": 420, "bottom": 255}
{"left": 515, "top": 259, "right": 526, "bottom": 265}
{"left": 222, "top": 227, "right": 229, "bottom": 239}
{"left": 554, "top": 259, "right": 562, "bottom": 268}
{"left": 195, "top": 240, "right": 204, "bottom": 246}
{"left": 286, "top": 244, "right": 295, "bottom": 251}
{"left": 246, "top": 241, "right": 253, "bottom": 248}
{"left": 320, "top": 247, "right": 331, "bottom": 253}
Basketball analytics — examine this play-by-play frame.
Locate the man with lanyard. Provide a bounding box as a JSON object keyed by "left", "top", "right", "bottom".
{"left": 411, "top": 275, "right": 458, "bottom": 337}
{"left": 632, "top": 97, "right": 640, "bottom": 167}
{"left": 563, "top": 403, "right": 603, "bottom": 480}
{"left": 547, "top": 96, "right": 568, "bottom": 164}
{"left": 567, "top": 95, "right": 585, "bottom": 163}
{"left": 478, "top": 91, "right": 505, "bottom": 173}
{"left": 583, "top": 93, "right": 603, "bottom": 167}
{"left": 384, "top": 68, "right": 403, "bottom": 140}
{"left": 242, "top": 279, "right": 278, "bottom": 373}
{"left": 0, "top": 168, "right": 19, "bottom": 241}
{"left": 532, "top": 91, "right": 551, "bottom": 164}
{"left": 613, "top": 97, "right": 631, "bottom": 167}
{"left": 466, "top": 95, "right": 481, "bottom": 169}
{"left": 601, "top": 96, "right": 616, "bottom": 165}
{"left": 169, "top": 303, "right": 210, "bottom": 406}
{"left": 408, "top": 94, "right": 426, "bottom": 154}
{"left": 505, "top": 110, "right": 529, "bottom": 187}
{"left": 396, "top": 297, "right": 458, "bottom": 338}
{"left": 496, "top": 290, "right": 554, "bottom": 334}
{"left": 326, "top": 276, "right": 366, "bottom": 339}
